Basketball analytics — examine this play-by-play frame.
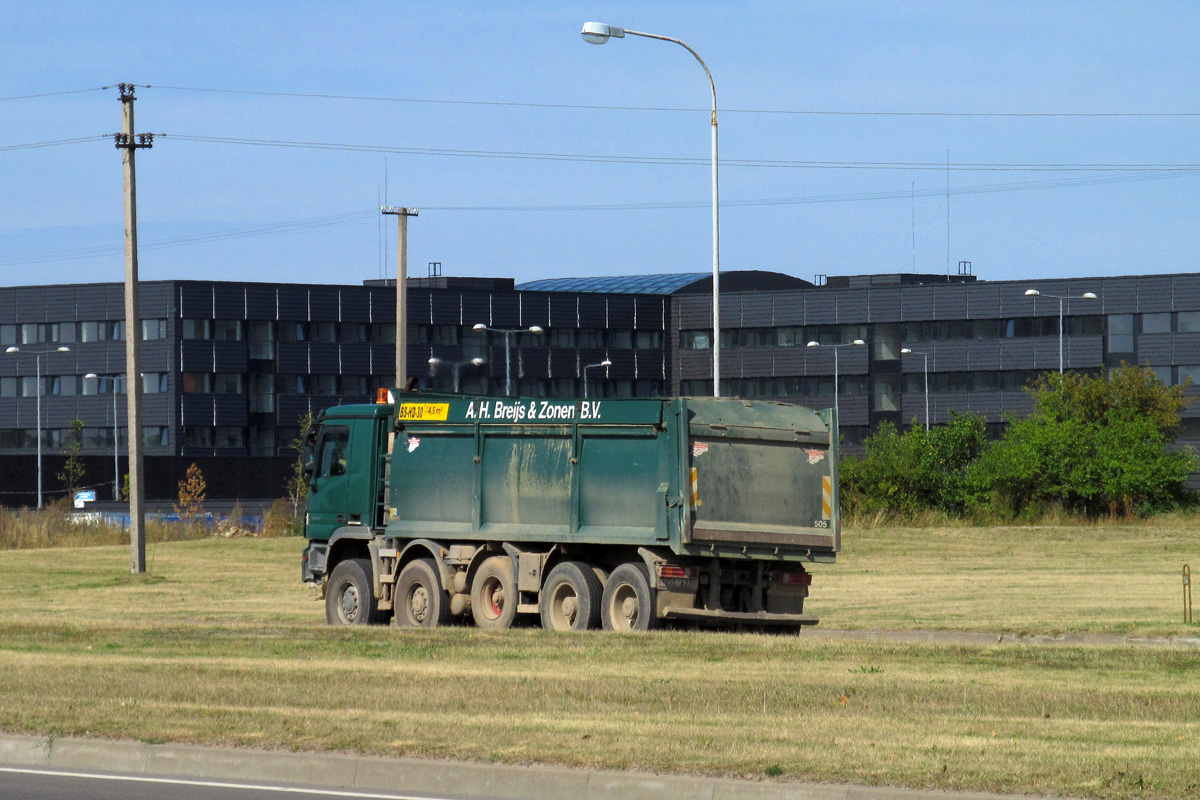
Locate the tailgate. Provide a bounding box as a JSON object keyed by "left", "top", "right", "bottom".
{"left": 683, "top": 397, "right": 838, "bottom": 553}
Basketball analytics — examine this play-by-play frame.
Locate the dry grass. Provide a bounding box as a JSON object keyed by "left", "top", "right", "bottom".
{"left": 0, "top": 531, "right": 1198, "bottom": 798}
{"left": 0, "top": 502, "right": 291, "bottom": 551}
{"left": 808, "top": 524, "right": 1199, "bottom": 638}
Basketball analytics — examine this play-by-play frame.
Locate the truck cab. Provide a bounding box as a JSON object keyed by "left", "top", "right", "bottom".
{"left": 300, "top": 403, "right": 390, "bottom": 587}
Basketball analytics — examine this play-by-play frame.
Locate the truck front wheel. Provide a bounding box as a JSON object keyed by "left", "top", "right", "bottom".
{"left": 471, "top": 556, "right": 518, "bottom": 630}
{"left": 325, "top": 558, "right": 385, "bottom": 625}
{"left": 540, "top": 561, "right": 602, "bottom": 632}
{"left": 601, "top": 563, "right": 658, "bottom": 632}
{"left": 395, "top": 558, "right": 449, "bottom": 628}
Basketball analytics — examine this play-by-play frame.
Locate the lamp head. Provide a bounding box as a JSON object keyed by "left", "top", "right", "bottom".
{"left": 581, "top": 21, "right": 624, "bottom": 44}
{"left": 1082, "top": 292, "right": 1098, "bottom": 300}
{"left": 5, "top": 346, "right": 17, "bottom": 354}
{"left": 901, "top": 348, "right": 912, "bottom": 354}
{"left": 852, "top": 339, "right": 866, "bottom": 346}
{"left": 470, "top": 358, "right": 485, "bottom": 366}
{"left": 1025, "top": 289, "right": 1040, "bottom": 297}
{"left": 472, "top": 323, "right": 487, "bottom": 332}
{"left": 601, "top": 359, "right": 612, "bottom": 367}
{"left": 528, "top": 325, "right": 544, "bottom": 334}
{"left": 428, "top": 357, "right": 441, "bottom": 366}
{"left": 56, "top": 346, "right": 70, "bottom": 353}
{"left": 805, "top": 341, "right": 819, "bottom": 348}
{"left": 85, "top": 373, "right": 99, "bottom": 379}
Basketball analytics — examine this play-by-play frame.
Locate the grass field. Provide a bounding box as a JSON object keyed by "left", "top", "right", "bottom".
{"left": 0, "top": 527, "right": 1198, "bottom": 799}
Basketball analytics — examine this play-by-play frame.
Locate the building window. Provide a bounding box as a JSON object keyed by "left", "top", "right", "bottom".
{"left": 143, "top": 426, "right": 169, "bottom": 448}
{"left": 1107, "top": 314, "right": 1134, "bottom": 355}
{"left": 635, "top": 330, "right": 662, "bottom": 350}
{"left": 214, "top": 373, "right": 244, "bottom": 394}
{"left": 182, "top": 373, "right": 213, "bottom": 393}
{"left": 215, "top": 426, "right": 246, "bottom": 448}
{"left": 183, "top": 427, "right": 214, "bottom": 448}
{"left": 213, "top": 320, "right": 244, "bottom": 341}
{"left": 141, "top": 319, "right": 168, "bottom": 340}
{"left": 1179, "top": 312, "right": 1200, "bottom": 333}
{"left": 182, "top": 319, "right": 213, "bottom": 340}
{"left": 310, "top": 322, "right": 337, "bottom": 343}
{"left": 1178, "top": 365, "right": 1200, "bottom": 386}
{"left": 680, "top": 330, "right": 711, "bottom": 350}
{"left": 1142, "top": 313, "right": 1171, "bottom": 334}
{"left": 550, "top": 328, "right": 576, "bottom": 348}
{"left": 141, "top": 373, "right": 167, "bottom": 394}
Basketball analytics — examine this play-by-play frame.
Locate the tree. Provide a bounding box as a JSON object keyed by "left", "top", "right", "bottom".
{"left": 175, "top": 463, "right": 207, "bottom": 524}
{"left": 968, "top": 366, "right": 1195, "bottom": 518}
{"left": 285, "top": 411, "right": 315, "bottom": 527}
{"left": 841, "top": 412, "right": 989, "bottom": 518}
{"left": 56, "top": 418, "right": 86, "bottom": 500}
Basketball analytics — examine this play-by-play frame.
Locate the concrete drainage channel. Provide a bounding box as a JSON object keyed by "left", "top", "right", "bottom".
{"left": 0, "top": 733, "right": 1080, "bottom": 800}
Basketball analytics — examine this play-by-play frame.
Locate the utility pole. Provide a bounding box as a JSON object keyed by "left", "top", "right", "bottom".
{"left": 115, "top": 83, "right": 152, "bottom": 575}
{"left": 381, "top": 206, "right": 418, "bottom": 389}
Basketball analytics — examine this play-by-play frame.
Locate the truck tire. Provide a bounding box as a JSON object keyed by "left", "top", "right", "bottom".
{"left": 540, "top": 561, "right": 602, "bottom": 632}
{"left": 471, "top": 556, "right": 518, "bottom": 630}
{"left": 601, "top": 563, "right": 658, "bottom": 632}
{"left": 325, "top": 558, "right": 385, "bottom": 625}
{"left": 395, "top": 558, "right": 449, "bottom": 629}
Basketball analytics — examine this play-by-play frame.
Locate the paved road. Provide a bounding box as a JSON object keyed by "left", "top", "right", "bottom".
{"left": 0, "top": 766, "right": 463, "bottom": 800}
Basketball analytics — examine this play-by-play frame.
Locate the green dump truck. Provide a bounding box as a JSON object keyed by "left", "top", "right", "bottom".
{"left": 300, "top": 391, "right": 839, "bottom": 631}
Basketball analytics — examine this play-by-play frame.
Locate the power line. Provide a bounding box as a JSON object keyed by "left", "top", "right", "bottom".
{"left": 145, "top": 84, "right": 1200, "bottom": 118}
{"left": 0, "top": 135, "right": 111, "bottom": 152}
{"left": 161, "top": 134, "right": 1200, "bottom": 172}
{"left": 5, "top": 168, "right": 1194, "bottom": 268}
{"left": 0, "top": 87, "right": 111, "bottom": 102}
{"left": 0, "top": 209, "right": 377, "bottom": 267}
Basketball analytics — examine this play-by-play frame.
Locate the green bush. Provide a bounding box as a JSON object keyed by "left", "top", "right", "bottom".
{"left": 969, "top": 366, "right": 1196, "bottom": 518}
{"left": 841, "top": 412, "right": 988, "bottom": 518}
{"left": 842, "top": 365, "right": 1196, "bottom": 522}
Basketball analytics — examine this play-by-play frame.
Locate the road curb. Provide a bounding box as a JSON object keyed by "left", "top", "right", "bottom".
{"left": 0, "top": 733, "right": 1080, "bottom": 800}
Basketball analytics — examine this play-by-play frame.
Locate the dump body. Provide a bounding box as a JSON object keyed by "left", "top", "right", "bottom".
{"left": 302, "top": 392, "right": 839, "bottom": 631}
{"left": 385, "top": 393, "right": 838, "bottom": 559}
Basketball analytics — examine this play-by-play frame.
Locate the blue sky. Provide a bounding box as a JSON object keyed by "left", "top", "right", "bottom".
{"left": 3, "top": 1, "right": 1199, "bottom": 288}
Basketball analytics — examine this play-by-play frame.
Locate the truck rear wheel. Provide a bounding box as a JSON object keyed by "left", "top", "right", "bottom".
{"left": 471, "top": 556, "right": 518, "bottom": 630}
{"left": 395, "top": 558, "right": 449, "bottom": 628}
{"left": 601, "top": 563, "right": 658, "bottom": 632}
{"left": 325, "top": 558, "right": 385, "bottom": 625}
{"left": 540, "top": 561, "right": 602, "bottom": 632}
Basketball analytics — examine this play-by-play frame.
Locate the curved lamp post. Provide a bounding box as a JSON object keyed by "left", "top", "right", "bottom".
{"left": 472, "top": 324, "right": 544, "bottom": 396}
{"left": 900, "top": 349, "right": 930, "bottom": 430}
{"left": 582, "top": 21, "right": 721, "bottom": 398}
{"left": 428, "top": 356, "right": 485, "bottom": 393}
{"left": 805, "top": 339, "right": 866, "bottom": 426}
{"left": 6, "top": 345, "right": 70, "bottom": 509}
{"left": 1024, "top": 289, "right": 1098, "bottom": 373}
{"left": 583, "top": 358, "right": 612, "bottom": 399}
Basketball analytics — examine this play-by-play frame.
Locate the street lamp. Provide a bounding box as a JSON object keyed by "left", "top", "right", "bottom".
{"left": 582, "top": 21, "right": 722, "bottom": 398}
{"left": 1024, "top": 289, "right": 1099, "bottom": 373}
{"left": 900, "top": 349, "right": 930, "bottom": 430}
{"left": 85, "top": 373, "right": 122, "bottom": 500}
{"left": 6, "top": 345, "right": 70, "bottom": 509}
{"left": 805, "top": 340, "right": 866, "bottom": 425}
{"left": 583, "top": 359, "right": 612, "bottom": 399}
{"left": 472, "top": 324, "right": 544, "bottom": 396}
{"left": 427, "top": 357, "right": 485, "bottom": 393}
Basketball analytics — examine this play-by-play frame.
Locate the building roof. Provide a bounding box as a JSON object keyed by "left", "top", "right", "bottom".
{"left": 516, "top": 273, "right": 710, "bottom": 295}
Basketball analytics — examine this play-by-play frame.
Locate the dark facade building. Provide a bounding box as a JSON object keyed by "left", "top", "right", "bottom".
{"left": 3, "top": 268, "right": 1200, "bottom": 504}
